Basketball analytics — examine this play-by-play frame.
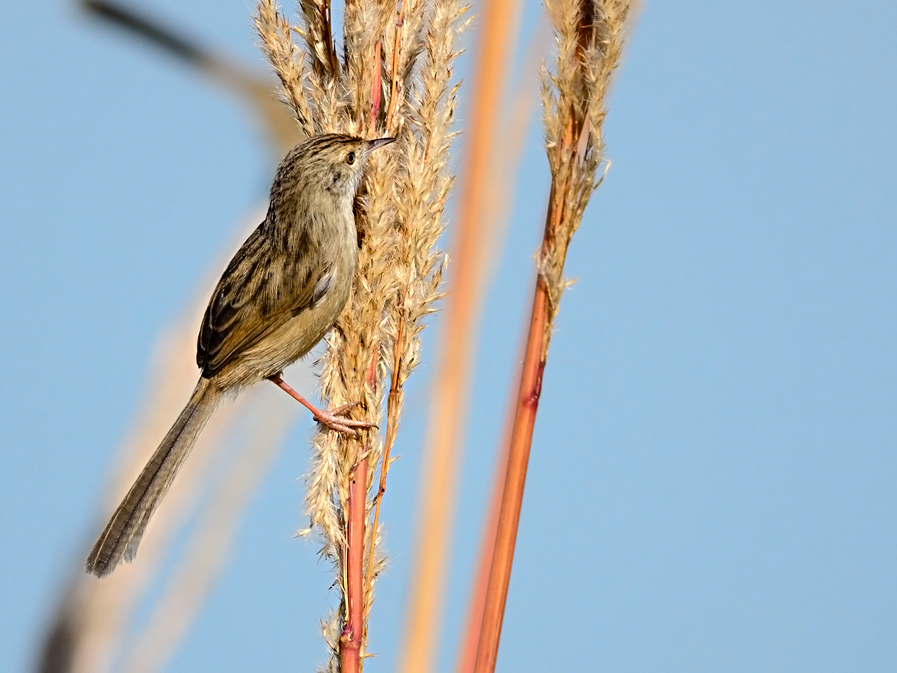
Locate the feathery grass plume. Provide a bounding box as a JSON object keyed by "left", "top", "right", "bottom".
{"left": 538, "top": 0, "right": 628, "bottom": 326}
{"left": 298, "top": 0, "right": 340, "bottom": 79}
{"left": 255, "top": 1, "right": 317, "bottom": 135}
{"left": 377, "top": 0, "right": 470, "bottom": 659}
{"left": 255, "top": 0, "right": 467, "bottom": 669}
{"left": 473, "top": 1, "right": 631, "bottom": 671}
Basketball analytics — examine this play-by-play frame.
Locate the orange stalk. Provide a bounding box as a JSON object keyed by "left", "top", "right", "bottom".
{"left": 472, "top": 122, "right": 574, "bottom": 673}
{"left": 454, "top": 400, "right": 512, "bottom": 673}
{"left": 471, "top": 278, "right": 549, "bottom": 673}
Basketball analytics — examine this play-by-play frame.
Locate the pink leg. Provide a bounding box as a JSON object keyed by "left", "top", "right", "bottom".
{"left": 268, "top": 373, "right": 376, "bottom": 435}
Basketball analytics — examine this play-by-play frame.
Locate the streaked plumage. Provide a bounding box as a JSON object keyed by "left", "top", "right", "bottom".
{"left": 86, "top": 134, "right": 394, "bottom": 577}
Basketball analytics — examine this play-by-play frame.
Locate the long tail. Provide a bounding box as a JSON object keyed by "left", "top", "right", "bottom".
{"left": 86, "top": 377, "right": 223, "bottom": 577}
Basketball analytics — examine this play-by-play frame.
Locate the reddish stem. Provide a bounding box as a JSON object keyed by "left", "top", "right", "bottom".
{"left": 455, "top": 411, "right": 511, "bottom": 673}
{"left": 472, "top": 121, "right": 574, "bottom": 673}
{"left": 370, "top": 40, "right": 382, "bottom": 128}
{"left": 471, "top": 280, "right": 548, "bottom": 673}
{"left": 340, "top": 456, "right": 368, "bottom": 673}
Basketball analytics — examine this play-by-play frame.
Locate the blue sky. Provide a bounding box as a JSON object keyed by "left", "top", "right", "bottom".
{"left": 1, "top": 1, "right": 896, "bottom": 672}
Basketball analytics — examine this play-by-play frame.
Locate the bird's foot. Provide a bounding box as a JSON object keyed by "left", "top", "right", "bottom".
{"left": 312, "top": 402, "right": 377, "bottom": 436}
{"left": 268, "top": 374, "right": 376, "bottom": 436}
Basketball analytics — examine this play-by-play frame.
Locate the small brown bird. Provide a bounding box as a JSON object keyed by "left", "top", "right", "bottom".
{"left": 86, "top": 134, "right": 394, "bottom": 577}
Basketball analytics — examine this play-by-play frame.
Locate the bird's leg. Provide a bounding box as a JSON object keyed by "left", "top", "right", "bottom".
{"left": 267, "top": 373, "right": 376, "bottom": 435}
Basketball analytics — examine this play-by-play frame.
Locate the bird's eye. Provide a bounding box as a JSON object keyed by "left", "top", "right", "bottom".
{"left": 345, "top": 151, "right": 356, "bottom": 165}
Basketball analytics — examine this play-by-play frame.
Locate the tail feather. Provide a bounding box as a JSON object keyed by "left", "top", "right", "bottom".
{"left": 86, "top": 377, "right": 222, "bottom": 577}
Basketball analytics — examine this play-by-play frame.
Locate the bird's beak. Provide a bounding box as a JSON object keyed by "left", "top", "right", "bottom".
{"left": 367, "top": 137, "right": 396, "bottom": 152}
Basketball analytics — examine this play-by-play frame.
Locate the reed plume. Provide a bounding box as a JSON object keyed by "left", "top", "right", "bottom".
{"left": 473, "top": 0, "right": 631, "bottom": 671}
{"left": 255, "top": 0, "right": 467, "bottom": 669}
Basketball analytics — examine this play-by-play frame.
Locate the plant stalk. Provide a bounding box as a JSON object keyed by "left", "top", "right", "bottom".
{"left": 340, "top": 456, "right": 368, "bottom": 673}
{"left": 472, "top": 129, "right": 573, "bottom": 670}
{"left": 471, "top": 275, "right": 548, "bottom": 673}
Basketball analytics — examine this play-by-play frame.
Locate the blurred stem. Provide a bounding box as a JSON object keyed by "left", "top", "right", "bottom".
{"left": 340, "top": 456, "right": 368, "bottom": 673}
{"left": 81, "top": 0, "right": 301, "bottom": 152}
{"left": 398, "top": 0, "right": 521, "bottom": 669}
{"left": 455, "top": 24, "right": 547, "bottom": 672}
{"left": 81, "top": 0, "right": 209, "bottom": 64}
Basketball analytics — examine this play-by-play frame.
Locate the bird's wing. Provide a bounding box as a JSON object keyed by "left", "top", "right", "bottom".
{"left": 196, "top": 223, "right": 322, "bottom": 378}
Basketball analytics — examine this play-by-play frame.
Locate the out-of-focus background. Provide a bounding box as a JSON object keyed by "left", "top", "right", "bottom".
{"left": 2, "top": 1, "right": 896, "bottom": 672}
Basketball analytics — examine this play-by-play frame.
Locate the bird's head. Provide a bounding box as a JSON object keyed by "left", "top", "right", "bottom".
{"left": 277, "top": 134, "right": 395, "bottom": 204}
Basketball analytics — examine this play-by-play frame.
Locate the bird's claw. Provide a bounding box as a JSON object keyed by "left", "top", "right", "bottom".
{"left": 313, "top": 402, "right": 378, "bottom": 436}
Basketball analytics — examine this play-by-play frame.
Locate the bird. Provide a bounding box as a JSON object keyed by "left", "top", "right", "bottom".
{"left": 86, "top": 133, "right": 395, "bottom": 577}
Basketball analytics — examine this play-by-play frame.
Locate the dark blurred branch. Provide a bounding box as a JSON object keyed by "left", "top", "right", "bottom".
{"left": 34, "top": 581, "right": 80, "bottom": 673}
{"left": 82, "top": 0, "right": 209, "bottom": 65}
{"left": 80, "top": 0, "right": 302, "bottom": 152}
{"left": 31, "top": 4, "right": 307, "bottom": 672}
